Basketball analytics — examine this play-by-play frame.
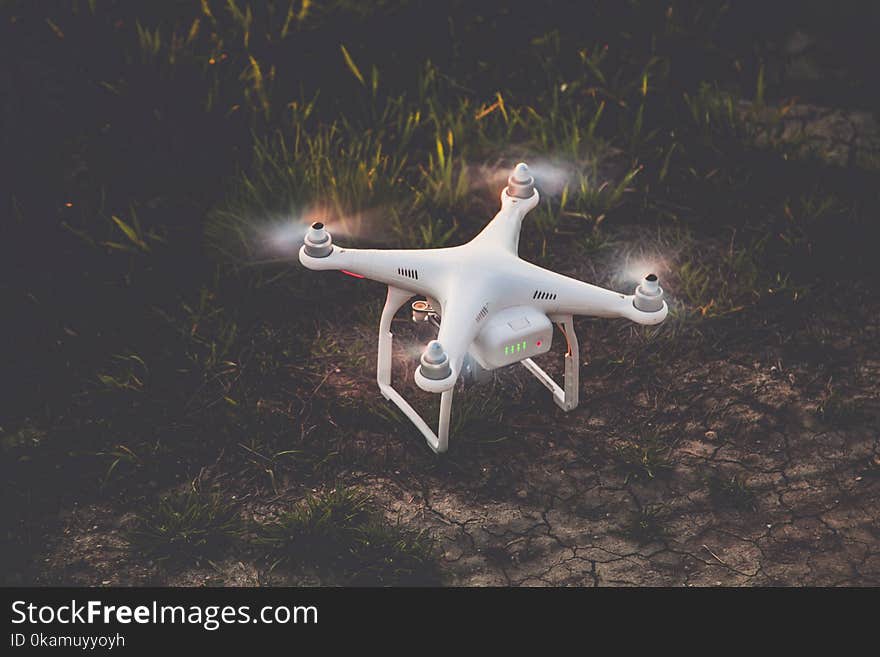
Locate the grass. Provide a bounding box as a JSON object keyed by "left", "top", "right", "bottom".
{"left": 409, "top": 215, "right": 460, "bottom": 249}
{"left": 309, "top": 319, "right": 376, "bottom": 372}
{"left": 126, "top": 488, "right": 243, "bottom": 565}
{"left": 344, "top": 373, "right": 509, "bottom": 449}
{"left": 125, "top": 484, "right": 441, "bottom": 583}
{"left": 816, "top": 391, "right": 866, "bottom": 427}
{"left": 417, "top": 127, "right": 471, "bottom": 215}
{"left": 236, "top": 436, "right": 324, "bottom": 493}
{"left": 707, "top": 473, "right": 757, "bottom": 512}
{"left": 669, "top": 230, "right": 801, "bottom": 321}
{"left": 529, "top": 162, "right": 641, "bottom": 235}
{"left": 257, "top": 487, "right": 440, "bottom": 585}
{"left": 682, "top": 82, "right": 749, "bottom": 143}
{"left": 624, "top": 504, "right": 668, "bottom": 545}
{"left": 422, "top": 385, "right": 507, "bottom": 445}
{"left": 207, "top": 123, "right": 411, "bottom": 260}
{"left": 575, "top": 226, "right": 613, "bottom": 256}
{"left": 454, "top": 391, "right": 506, "bottom": 441}
{"left": 613, "top": 434, "right": 673, "bottom": 483}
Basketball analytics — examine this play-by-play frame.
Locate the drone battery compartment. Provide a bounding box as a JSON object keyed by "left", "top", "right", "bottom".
{"left": 471, "top": 306, "right": 553, "bottom": 369}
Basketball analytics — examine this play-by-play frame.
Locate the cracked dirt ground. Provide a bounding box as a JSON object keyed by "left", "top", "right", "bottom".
{"left": 40, "top": 275, "right": 880, "bottom": 587}
{"left": 34, "top": 104, "right": 880, "bottom": 587}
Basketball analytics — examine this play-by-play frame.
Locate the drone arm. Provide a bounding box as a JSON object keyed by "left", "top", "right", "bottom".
{"left": 521, "top": 264, "right": 668, "bottom": 324}
{"left": 470, "top": 189, "right": 540, "bottom": 254}
{"left": 299, "top": 245, "right": 444, "bottom": 297}
{"left": 561, "top": 280, "right": 667, "bottom": 324}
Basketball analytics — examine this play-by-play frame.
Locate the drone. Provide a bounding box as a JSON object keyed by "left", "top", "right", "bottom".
{"left": 300, "top": 162, "right": 668, "bottom": 452}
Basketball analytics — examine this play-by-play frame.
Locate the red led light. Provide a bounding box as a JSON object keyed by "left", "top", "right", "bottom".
{"left": 341, "top": 270, "right": 365, "bottom": 279}
{"left": 536, "top": 340, "right": 542, "bottom": 347}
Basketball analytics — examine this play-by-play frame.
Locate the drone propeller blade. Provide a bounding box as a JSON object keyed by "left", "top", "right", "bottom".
{"left": 259, "top": 204, "right": 397, "bottom": 260}
{"left": 473, "top": 157, "right": 575, "bottom": 199}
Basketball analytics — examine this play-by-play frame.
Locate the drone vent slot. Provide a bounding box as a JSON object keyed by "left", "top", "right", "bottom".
{"left": 533, "top": 290, "right": 557, "bottom": 301}
{"left": 475, "top": 304, "right": 489, "bottom": 323}
{"left": 397, "top": 267, "right": 419, "bottom": 280}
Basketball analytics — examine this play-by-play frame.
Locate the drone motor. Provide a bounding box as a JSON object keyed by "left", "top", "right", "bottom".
{"left": 411, "top": 299, "right": 435, "bottom": 322}
{"left": 303, "top": 221, "right": 333, "bottom": 258}
{"left": 633, "top": 273, "right": 664, "bottom": 312}
{"left": 419, "top": 340, "right": 452, "bottom": 380}
{"left": 506, "top": 162, "right": 536, "bottom": 199}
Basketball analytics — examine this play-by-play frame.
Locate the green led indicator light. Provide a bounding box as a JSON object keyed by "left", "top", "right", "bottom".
{"left": 504, "top": 341, "right": 531, "bottom": 356}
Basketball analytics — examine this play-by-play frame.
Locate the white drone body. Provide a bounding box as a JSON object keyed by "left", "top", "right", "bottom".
{"left": 299, "top": 163, "right": 668, "bottom": 452}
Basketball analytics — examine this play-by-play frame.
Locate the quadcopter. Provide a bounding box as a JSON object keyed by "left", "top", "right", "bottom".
{"left": 300, "top": 162, "right": 668, "bottom": 452}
